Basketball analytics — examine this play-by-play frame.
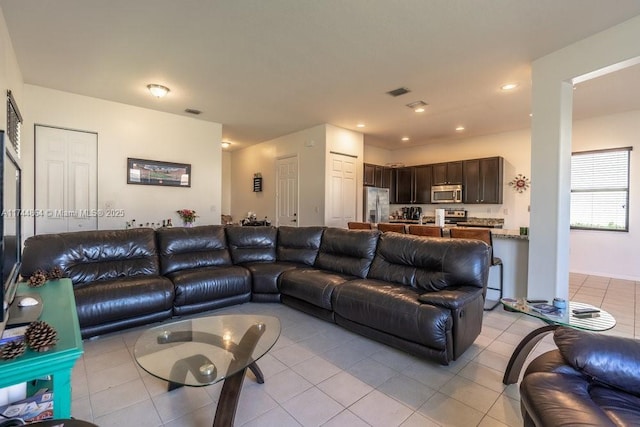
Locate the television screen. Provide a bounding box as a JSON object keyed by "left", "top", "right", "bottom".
{"left": 1, "top": 131, "right": 22, "bottom": 323}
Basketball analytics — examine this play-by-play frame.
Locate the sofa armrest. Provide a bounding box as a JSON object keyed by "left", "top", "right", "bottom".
{"left": 520, "top": 372, "right": 616, "bottom": 427}
{"left": 554, "top": 327, "right": 640, "bottom": 397}
{"left": 417, "top": 286, "right": 482, "bottom": 310}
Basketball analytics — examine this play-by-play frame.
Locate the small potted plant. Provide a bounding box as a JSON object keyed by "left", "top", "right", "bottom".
{"left": 176, "top": 209, "right": 198, "bottom": 227}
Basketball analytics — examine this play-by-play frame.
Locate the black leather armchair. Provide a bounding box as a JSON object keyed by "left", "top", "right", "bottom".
{"left": 520, "top": 327, "right": 640, "bottom": 427}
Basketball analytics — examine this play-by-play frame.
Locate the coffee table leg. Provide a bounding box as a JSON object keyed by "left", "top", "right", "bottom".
{"left": 248, "top": 362, "right": 264, "bottom": 384}
{"left": 503, "top": 324, "right": 558, "bottom": 385}
{"left": 213, "top": 366, "right": 248, "bottom": 427}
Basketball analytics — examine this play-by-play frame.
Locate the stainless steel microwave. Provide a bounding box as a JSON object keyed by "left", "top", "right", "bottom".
{"left": 431, "top": 184, "right": 463, "bottom": 204}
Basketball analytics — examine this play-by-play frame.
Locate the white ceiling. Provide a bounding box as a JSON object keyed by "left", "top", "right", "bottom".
{"left": 2, "top": 1, "right": 640, "bottom": 151}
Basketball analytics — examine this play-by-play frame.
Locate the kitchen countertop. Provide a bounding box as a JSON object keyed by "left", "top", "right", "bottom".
{"left": 491, "top": 229, "right": 529, "bottom": 240}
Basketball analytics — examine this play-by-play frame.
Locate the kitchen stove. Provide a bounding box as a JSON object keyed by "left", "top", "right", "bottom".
{"left": 424, "top": 209, "right": 467, "bottom": 224}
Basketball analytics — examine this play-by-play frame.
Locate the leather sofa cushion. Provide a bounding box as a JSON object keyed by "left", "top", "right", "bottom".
{"left": 521, "top": 372, "right": 619, "bottom": 427}
{"left": 74, "top": 276, "right": 174, "bottom": 327}
{"left": 368, "top": 233, "right": 490, "bottom": 291}
{"left": 315, "top": 228, "right": 379, "bottom": 278}
{"left": 21, "top": 228, "right": 160, "bottom": 287}
{"left": 168, "top": 265, "right": 251, "bottom": 307}
{"left": 332, "top": 279, "right": 451, "bottom": 348}
{"left": 277, "top": 226, "right": 324, "bottom": 265}
{"left": 225, "top": 226, "right": 278, "bottom": 264}
{"left": 157, "top": 225, "right": 232, "bottom": 275}
{"left": 554, "top": 327, "right": 640, "bottom": 397}
{"left": 279, "top": 269, "right": 353, "bottom": 310}
{"left": 245, "top": 262, "right": 301, "bottom": 294}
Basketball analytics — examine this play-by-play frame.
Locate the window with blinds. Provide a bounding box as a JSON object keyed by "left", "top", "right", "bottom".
{"left": 6, "top": 90, "right": 22, "bottom": 157}
{"left": 570, "top": 147, "right": 631, "bottom": 231}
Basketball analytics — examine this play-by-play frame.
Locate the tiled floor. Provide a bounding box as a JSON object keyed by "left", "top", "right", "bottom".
{"left": 70, "top": 273, "right": 639, "bottom": 426}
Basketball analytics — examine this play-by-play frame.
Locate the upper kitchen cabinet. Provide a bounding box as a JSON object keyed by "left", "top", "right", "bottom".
{"left": 363, "top": 163, "right": 376, "bottom": 186}
{"left": 414, "top": 164, "right": 432, "bottom": 203}
{"left": 393, "top": 165, "right": 431, "bottom": 204}
{"left": 363, "top": 163, "right": 389, "bottom": 188}
{"left": 432, "top": 161, "right": 463, "bottom": 185}
{"left": 463, "top": 157, "right": 504, "bottom": 204}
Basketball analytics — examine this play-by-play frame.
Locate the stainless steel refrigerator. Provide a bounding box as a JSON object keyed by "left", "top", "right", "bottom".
{"left": 364, "top": 187, "right": 390, "bottom": 223}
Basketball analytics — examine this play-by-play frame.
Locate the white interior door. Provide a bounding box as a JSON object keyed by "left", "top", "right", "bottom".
{"left": 276, "top": 155, "right": 298, "bottom": 226}
{"left": 327, "top": 152, "right": 357, "bottom": 228}
{"left": 35, "top": 126, "right": 98, "bottom": 234}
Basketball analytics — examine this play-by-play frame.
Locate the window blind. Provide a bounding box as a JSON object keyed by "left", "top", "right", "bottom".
{"left": 570, "top": 148, "right": 630, "bottom": 231}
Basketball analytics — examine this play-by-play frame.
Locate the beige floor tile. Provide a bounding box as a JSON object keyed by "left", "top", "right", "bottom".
{"left": 68, "top": 273, "right": 636, "bottom": 426}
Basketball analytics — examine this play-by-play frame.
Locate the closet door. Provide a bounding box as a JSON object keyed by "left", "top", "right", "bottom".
{"left": 35, "top": 125, "right": 98, "bottom": 234}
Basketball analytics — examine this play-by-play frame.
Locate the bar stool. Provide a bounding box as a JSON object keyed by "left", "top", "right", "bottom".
{"left": 347, "top": 222, "right": 372, "bottom": 230}
{"left": 449, "top": 227, "right": 503, "bottom": 310}
{"left": 407, "top": 225, "right": 443, "bottom": 237}
{"left": 377, "top": 223, "right": 406, "bottom": 233}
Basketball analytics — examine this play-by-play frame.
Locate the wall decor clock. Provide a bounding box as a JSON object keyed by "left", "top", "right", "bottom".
{"left": 509, "top": 174, "right": 530, "bottom": 193}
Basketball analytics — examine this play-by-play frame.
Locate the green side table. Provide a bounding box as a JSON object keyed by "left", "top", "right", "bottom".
{"left": 0, "top": 279, "right": 83, "bottom": 418}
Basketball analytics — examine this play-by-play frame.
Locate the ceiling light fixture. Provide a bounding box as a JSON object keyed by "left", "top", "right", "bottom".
{"left": 221, "top": 141, "right": 231, "bottom": 149}
{"left": 356, "top": 123, "right": 365, "bottom": 128}
{"left": 455, "top": 126, "right": 465, "bottom": 132}
{"left": 401, "top": 137, "right": 410, "bottom": 141}
{"left": 147, "top": 84, "right": 170, "bottom": 98}
{"left": 406, "top": 101, "right": 428, "bottom": 113}
{"left": 500, "top": 83, "right": 519, "bottom": 91}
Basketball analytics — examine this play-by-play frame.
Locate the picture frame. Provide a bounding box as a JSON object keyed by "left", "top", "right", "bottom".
{"left": 127, "top": 157, "right": 191, "bottom": 187}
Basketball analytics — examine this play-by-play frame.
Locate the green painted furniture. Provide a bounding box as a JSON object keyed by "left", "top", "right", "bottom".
{"left": 0, "top": 279, "right": 83, "bottom": 418}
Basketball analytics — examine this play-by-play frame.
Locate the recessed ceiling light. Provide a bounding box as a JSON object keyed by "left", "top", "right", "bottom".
{"left": 455, "top": 126, "right": 465, "bottom": 132}
{"left": 147, "top": 84, "right": 170, "bottom": 98}
{"left": 500, "top": 83, "right": 519, "bottom": 91}
{"left": 401, "top": 137, "right": 410, "bottom": 141}
{"left": 356, "top": 123, "right": 365, "bottom": 128}
{"left": 406, "top": 101, "right": 428, "bottom": 112}
{"left": 221, "top": 141, "right": 231, "bottom": 149}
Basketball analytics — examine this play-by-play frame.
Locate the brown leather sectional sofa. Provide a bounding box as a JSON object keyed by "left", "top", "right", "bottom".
{"left": 21, "top": 225, "right": 491, "bottom": 364}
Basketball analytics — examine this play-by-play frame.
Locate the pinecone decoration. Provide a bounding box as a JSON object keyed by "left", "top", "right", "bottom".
{"left": 25, "top": 321, "right": 58, "bottom": 352}
{"left": 1, "top": 339, "right": 26, "bottom": 360}
{"left": 28, "top": 269, "right": 48, "bottom": 287}
{"left": 47, "top": 266, "right": 65, "bottom": 280}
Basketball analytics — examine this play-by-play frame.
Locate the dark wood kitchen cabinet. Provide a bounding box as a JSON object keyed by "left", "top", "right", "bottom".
{"left": 393, "top": 165, "right": 431, "bottom": 204}
{"left": 463, "top": 157, "right": 504, "bottom": 204}
{"left": 432, "top": 161, "right": 463, "bottom": 185}
{"left": 364, "top": 163, "right": 390, "bottom": 188}
{"left": 394, "top": 167, "right": 414, "bottom": 203}
{"left": 363, "top": 163, "right": 376, "bottom": 186}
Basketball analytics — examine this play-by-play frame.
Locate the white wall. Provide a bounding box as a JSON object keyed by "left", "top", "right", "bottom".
{"left": 230, "top": 124, "right": 327, "bottom": 226}
{"left": 569, "top": 110, "right": 640, "bottom": 280}
{"left": 22, "top": 85, "right": 222, "bottom": 236}
{"left": 0, "top": 7, "right": 23, "bottom": 161}
{"left": 221, "top": 150, "right": 231, "bottom": 216}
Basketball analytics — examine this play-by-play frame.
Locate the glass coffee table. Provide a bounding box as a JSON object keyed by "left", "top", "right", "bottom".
{"left": 134, "top": 314, "right": 280, "bottom": 427}
{"left": 500, "top": 298, "right": 615, "bottom": 385}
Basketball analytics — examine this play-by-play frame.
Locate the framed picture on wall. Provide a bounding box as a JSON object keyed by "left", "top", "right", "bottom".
{"left": 127, "top": 158, "right": 191, "bottom": 187}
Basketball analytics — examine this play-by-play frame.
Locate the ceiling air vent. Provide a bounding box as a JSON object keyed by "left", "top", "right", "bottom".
{"left": 386, "top": 87, "right": 410, "bottom": 97}
{"left": 184, "top": 108, "right": 202, "bottom": 115}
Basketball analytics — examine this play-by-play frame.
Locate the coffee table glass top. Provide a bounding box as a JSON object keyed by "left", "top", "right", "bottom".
{"left": 501, "top": 298, "right": 615, "bottom": 332}
{"left": 134, "top": 314, "right": 280, "bottom": 387}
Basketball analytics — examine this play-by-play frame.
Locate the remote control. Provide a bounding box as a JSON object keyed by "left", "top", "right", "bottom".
{"left": 573, "top": 312, "right": 600, "bottom": 319}
{"left": 526, "top": 299, "right": 547, "bottom": 304}
{"left": 572, "top": 308, "right": 600, "bottom": 315}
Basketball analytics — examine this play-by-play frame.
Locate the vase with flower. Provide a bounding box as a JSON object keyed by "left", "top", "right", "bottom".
{"left": 177, "top": 209, "right": 198, "bottom": 227}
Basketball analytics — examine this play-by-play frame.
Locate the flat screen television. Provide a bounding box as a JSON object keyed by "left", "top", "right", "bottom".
{"left": 1, "top": 130, "right": 22, "bottom": 323}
